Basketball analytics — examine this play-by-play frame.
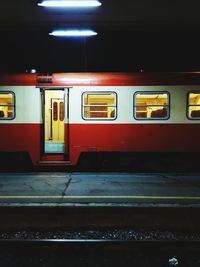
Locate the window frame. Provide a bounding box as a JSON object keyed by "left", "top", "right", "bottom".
{"left": 187, "top": 91, "right": 200, "bottom": 120}
{"left": 133, "top": 91, "right": 170, "bottom": 120}
{"left": 0, "top": 91, "right": 16, "bottom": 120}
{"left": 82, "top": 91, "right": 118, "bottom": 121}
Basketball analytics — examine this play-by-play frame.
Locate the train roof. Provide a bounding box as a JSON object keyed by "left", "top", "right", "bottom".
{"left": 1, "top": 72, "right": 200, "bottom": 86}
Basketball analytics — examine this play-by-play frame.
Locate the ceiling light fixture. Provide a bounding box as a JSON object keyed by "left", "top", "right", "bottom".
{"left": 49, "top": 30, "right": 98, "bottom": 36}
{"left": 38, "top": 0, "right": 102, "bottom": 7}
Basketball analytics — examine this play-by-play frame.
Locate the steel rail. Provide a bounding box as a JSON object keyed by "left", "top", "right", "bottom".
{"left": 0, "top": 239, "right": 200, "bottom": 245}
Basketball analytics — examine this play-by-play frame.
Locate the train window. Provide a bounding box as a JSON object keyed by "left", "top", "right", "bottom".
{"left": 134, "top": 92, "right": 169, "bottom": 120}
{"left": 82, "top": 92, "right": 117, "bottom": 119}
{"left": 188, "top": 92, "right": 200, "bottom": 119}
{"left": 0, "top": 92, "right": 15, "bottom": 120}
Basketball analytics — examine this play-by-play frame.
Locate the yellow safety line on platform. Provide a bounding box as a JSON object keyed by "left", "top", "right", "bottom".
{"left": 0, "top": 195, "right": 200, "bottom": 199}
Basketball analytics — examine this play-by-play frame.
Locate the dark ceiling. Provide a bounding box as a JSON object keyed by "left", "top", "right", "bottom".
{"left": 1, "top": 0, "right": 200, "bottom": 73}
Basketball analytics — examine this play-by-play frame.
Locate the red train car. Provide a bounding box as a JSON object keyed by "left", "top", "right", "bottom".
{"left": 0, "top": 72, "right": 200, "bottom": 168}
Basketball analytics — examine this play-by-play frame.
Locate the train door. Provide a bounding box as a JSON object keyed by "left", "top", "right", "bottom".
{"left": 44, "top": 89, "right": 66, "bottom": 154}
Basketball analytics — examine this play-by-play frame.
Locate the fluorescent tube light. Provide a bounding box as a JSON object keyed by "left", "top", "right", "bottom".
{"left": 38, "top": 1, "right": 102, "bottom": 7}
{"left": 49, "top": 30, "right": 97, "bottom": 36}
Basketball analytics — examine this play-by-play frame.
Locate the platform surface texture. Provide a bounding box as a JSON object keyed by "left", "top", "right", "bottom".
{"left": 0, "top": 172, "right": 200, "bottom": 207}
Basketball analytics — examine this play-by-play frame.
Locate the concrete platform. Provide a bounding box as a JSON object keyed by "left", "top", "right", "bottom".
{"left": 0, "top": 172, "right": 200, "bottom": 206}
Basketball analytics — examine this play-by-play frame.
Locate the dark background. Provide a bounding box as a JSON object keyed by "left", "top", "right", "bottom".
{"left": 1, "top": 0, "right": 200, "bottom": 73}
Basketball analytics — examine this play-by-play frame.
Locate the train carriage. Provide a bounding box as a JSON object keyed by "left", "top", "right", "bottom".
{"left": 0, "top": 72, "right": 200, "bottom": 168}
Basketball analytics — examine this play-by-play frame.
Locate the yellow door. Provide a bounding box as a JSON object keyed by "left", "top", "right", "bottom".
{"left": 44, "top": 90, "right": 65, "bottom": 153}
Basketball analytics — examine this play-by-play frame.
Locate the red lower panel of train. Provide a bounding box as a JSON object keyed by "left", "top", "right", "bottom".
{"left": 69, "top": 124, "right": 200, "bottom": 165}
{"left": 0, "top": 124, "right": 41, "bottom": 165}
{"left": 0, "top": 123, "right": 200, "bottom": 166}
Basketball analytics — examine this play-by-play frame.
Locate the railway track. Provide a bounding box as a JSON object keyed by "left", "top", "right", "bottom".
{"left": 0, "top": 239, "right": 199, "bottom": 266}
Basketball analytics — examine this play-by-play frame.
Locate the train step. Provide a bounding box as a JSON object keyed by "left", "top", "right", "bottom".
{"left": 38, "top": 161, "right": 70, "bottom": 166}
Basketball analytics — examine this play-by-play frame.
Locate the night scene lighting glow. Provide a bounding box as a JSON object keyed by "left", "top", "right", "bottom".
{"left": 49, "top": 30, "right": 98, "bottom": 36}
{"left": 38, "top": 0, "right": 102, "bottom": 7}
